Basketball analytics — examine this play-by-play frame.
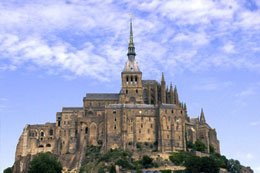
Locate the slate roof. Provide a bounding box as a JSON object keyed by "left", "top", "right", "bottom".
{"left": 62, "top": 107, "right": 83, "bottom": 111}
{"left": 160, "top": 103, "right": 178, "bottom": 109}
{"left": 106, "top": 104, "right": 155, "bottom": 109}
{"left": 122, "top": 60, "right": 141, "bottom": 72}
{"left": 84, "top": 93, "right": 119, "bottom": 101}
{"left": 142, "top": 80, "right": 158, "bottom": 85}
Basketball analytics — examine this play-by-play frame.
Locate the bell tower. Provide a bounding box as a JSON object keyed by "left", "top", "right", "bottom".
{"left": 120, "top": 18, "right": 143, "bottom": 104}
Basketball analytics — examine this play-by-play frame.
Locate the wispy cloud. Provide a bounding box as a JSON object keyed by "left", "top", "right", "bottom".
{"left": 193, "top": 79, "right": 232, "bottom": 91}
{"left": 249, "top": 121, "right": 260, "bottom": 126}
{"left": 0, "top": 0, "right": 259, "bottom": 81}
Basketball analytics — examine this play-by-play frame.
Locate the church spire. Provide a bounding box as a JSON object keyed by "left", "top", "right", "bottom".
{"left": 200, "top": 108, "right": 206, "bottom": 124}
{"left": 173, "top": 85, "right": 179, "bottom": 105}
{"left": 127, "top": 17, "right": 136, "bottom": 60}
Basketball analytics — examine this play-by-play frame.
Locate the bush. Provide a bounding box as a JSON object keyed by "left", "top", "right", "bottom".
{"left": 28, "top": 152, "right": 62, "bottom": 173}
{"left": 3, "top": 167, "right": 12, "bottom": 173}
{"left": 169, "top": 152, "right": 192, "bottom": 165}
{"left": 141, "top": 155, "right": 154, "bottom": 168}
{"left": 194, "top": 140, "right": 207, "bottom": 152}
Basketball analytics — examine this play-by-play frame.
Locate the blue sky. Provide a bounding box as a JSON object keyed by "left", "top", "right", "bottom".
{"left": 0, "top": 0, "right": 260, "bottom": 172}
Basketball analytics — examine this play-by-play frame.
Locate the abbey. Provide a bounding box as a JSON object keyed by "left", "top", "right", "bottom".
{"left": 13, "top": 20, "right": 220, "bottom": 173}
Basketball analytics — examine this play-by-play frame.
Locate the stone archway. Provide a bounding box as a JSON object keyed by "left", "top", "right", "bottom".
{"left": 89, "top": 123, "right": 97, "bottom": 146}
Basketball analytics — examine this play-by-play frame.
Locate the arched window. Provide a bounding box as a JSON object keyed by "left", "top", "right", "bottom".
{"left": 40, "top": 131, "right": 44, "bottom": 137}
{"left": 135, "top": 76, "right": 138, "bottom": 82}
{"left": 38, "top": 145, "right": 44, "bottom": 148}
{"left": 126, "top": 89, "right": 128, "bottom": 94}
{"left": 46, "top": 144, "right": 51, "bottom": 147}
{"left": 126, "top": 76, "right": 129, "bottom": 82}
{"left": 130, "top": 76, "right": 133, "bottom": 82}
{"left": 85, "top": 127, "right": 88, "bottom": 134}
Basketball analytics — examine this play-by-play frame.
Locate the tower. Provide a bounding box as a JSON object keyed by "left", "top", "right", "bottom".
{"left": 120, "top": 18, "right": 143, "bottom": 104}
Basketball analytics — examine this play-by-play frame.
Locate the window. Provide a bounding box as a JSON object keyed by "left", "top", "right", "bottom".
{"left": 141, "top": 124, "right": 143, "bottom": 128}
{"left": 49, "top": 129, "right": 54, "bottom": 136}
{"left": 46, "top": 144, "right": 51, "bottom": 147}
{"left": 136, "top": 89, "right": 138, "bottom": 93}
{"left": 114, "top": 125, "right": 116, "bottom": 130}
{"left": 126, "top": 90, "right": 128, "bottom": 94}
{"left": 85, "top": 127, "right": 88, "bottom": 134}
{"left": 40, "top": 131, "right": 44, "bottom": 137}
{"left": 38, "top": 145, "right": 44, "bottom": 148}
{"left": 114, "top": 118, "right": 117, "bottom": 121}
{"left": 135, "top": 76, "right": 138, "bottom": 82}
{"left": 151, "top": 124, "right": 153, "bottom": 128}
{"left": 113, "top": 110, "right": 116, "bottom": 114}
{"left": 126, "top": 76, "right": 129, "bottom": 82}
{"left": 130, "top": 76, "right": 133, "bottom": 82}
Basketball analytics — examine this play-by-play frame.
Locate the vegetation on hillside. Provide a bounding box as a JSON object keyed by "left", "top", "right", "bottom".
{"left": 3, "top": 167, "right": 12, "bottom": 173}
{"left": 79, "top": 146, "right": 160, "bottom": 173}
{"left": 79, "top": 144, "right": 247, "bottom": 173}
{"left": 169, "top": 151, "right": 243, "bottom": 173}
{"left": 28, "top": 152, "right": 62, "bottom": 173}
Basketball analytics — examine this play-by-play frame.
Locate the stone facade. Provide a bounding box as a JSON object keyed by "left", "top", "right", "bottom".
{"left": 13, "top": 20, "right": 220, "bottom": 172}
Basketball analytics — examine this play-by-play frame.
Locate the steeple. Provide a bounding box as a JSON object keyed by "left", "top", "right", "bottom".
{"left": 173, "top": 85, "right": 179, "bottom": 105}
{"left": 161, "top": 72, "right": 165, "bottom": 82}
{"left": 161, "top": 72, "right": 166, "bottom": 103}
{"left": 200, "top": 108, "right": 206, "bottom": 124}
{"left": 170, "top": 83, "right": 174, "bottom": 104}
{"left": 127, "top": 17, "right": 136, "bottom": 61}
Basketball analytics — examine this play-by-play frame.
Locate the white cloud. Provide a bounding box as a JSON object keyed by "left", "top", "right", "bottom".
{"left": 0, "top": 0, "right": 259, "bottom": 81}
{"left": 223, "top": 42, "right": 236, "bottom": 53}
{"left": 249, "top": 121, "right": 260, "bottom": 126}
{"left": 193, "top": 80, "right": 232, "bottom": 91}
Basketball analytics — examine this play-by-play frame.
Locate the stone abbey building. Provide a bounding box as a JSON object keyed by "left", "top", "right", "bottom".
{"left": 13, "top": 20, "right": 220, "bottom": 173}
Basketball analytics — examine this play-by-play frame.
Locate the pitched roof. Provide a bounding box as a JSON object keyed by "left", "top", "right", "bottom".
{"left": 84, "top": 93, "right": 119, "bottom": 101}
{"left": 62, "top": 107, "right": 83, "bottom": 112}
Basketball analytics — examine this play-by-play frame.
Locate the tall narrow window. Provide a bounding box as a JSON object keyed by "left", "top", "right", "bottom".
{"left": 126, "top": 90, "right": 128, "bottom": 94}
{"left": 85, "top": 127, "right": 88, "bottom": 134}
{"left": 49, "top": 129, "right": 54, "bottom": 136}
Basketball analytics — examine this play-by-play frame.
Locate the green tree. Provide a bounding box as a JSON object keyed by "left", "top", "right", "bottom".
{"left": 200, "top": 157, "right": 219, "bottom": 173}
{"left": 227, "top": 159, "right": 242, "bottom": 173}
{"left": 209, "top": 145, "right": 215, "bottom": 154}
{"left": 169, "top": 152, "right": 192, "bottom": 165}
{"left": 194, "top": 140, "right": 207, "bottom": 152}
{"left": 3, "top": 167, "right": 12, "bottom": 173}
{"left": 109, "top": 165, "right": 116, "bottom": 173}
{"left": 28, "top": 152, "right": 62, "bottom": 173}
{"left": 141, "top": 155, "right": 153, "bottom": 168}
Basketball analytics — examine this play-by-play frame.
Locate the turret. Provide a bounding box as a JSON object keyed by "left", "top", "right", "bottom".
{"left": 161, "top": 73, "right": 166, "bottom": 103}
{"left": 173, "top": 85, "right": 179, "bottom": 105}
{"left": 200, "top": 108, "right": 206, "bottom": 124}
{"left": 170, "top": 83, "right": 174, "bottom": 104}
